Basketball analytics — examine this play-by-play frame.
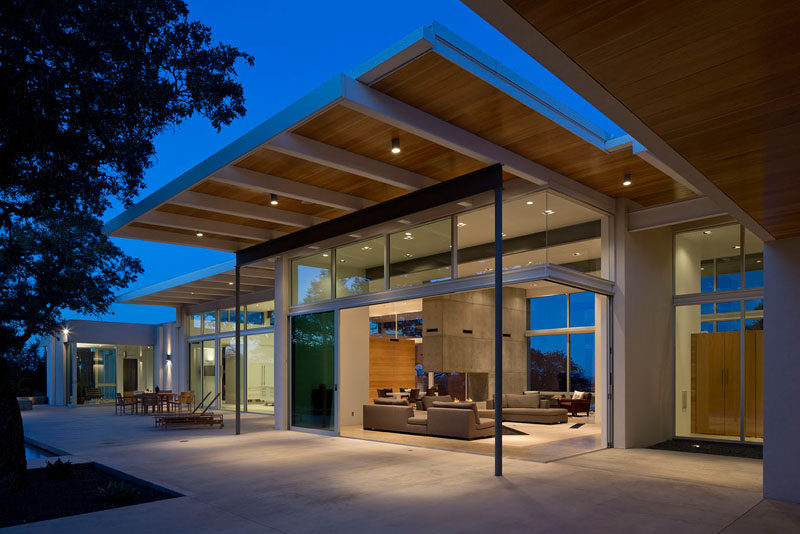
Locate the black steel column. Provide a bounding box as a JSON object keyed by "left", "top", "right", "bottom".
{"left": 235, "top": 264, "right": 241, "bottom": 435}
{"left": 494, "top": 184, "right": 503, "bottom": 476}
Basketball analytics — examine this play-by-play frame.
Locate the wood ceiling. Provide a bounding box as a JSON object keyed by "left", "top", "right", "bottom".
{"left": 503, "top": 0, "right": 800, "bottom": 238}
{"left": 110, "top": 24, "right": 708, "bottom": 305}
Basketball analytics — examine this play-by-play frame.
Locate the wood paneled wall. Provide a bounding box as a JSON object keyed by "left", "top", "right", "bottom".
{"left": 691, "top": 330, "right": 763, "bottom": 437}
{"left": 369, "top": 337, "right": 417, "bottom": 399}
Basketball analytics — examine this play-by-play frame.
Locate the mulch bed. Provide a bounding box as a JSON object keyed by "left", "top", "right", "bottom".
{"left": 0, "top": 462, "right": 179, "bottom": 528}
{"left": 649, "top": 439, "right": 763, "bottom": 459}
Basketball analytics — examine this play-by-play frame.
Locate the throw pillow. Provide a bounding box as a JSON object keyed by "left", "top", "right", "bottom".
{"left": 422, "top": 394, "right": 452, "bottom": 411}
{"left": 572, "top": 391, "right": 584, "bottom": 400}
{"left": 373, "top": 398, "right": 409, "bottom": 406}
{"left": 432, "top": 401, "right": 480, "bottom": 424}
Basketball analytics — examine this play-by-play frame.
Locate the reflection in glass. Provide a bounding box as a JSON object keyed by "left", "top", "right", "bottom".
{"left": 219, "top": 337, "right": 242, "bottom": 410}
{"left": 247, "top": 333, "right": 274, "bottom": 413}
{"left": 389, "top": 219, "right": 451, "bottom": 289}
{"left": 292, "top": 252, "right": 332, "bottom": 305}
{"left": 745, "top": 228, "right": 764, "bottom": 289}
{"left": 188, "top": 314, "right": 202, "bottom": 337}
{"left": 203, "top": 312, "right": 216, "bottom": 334}
{"left": 246, "top": 301, "right": 274, "bottom": 328}
{"left": 335, "top": 237, "right": 385, "bottom": 297}
{"left": 744, "top": 300, "right": 763, "bottom": 441}
{"left": 675, "top": 224, "right": 741, "bottom": 295}
{"left": 291, "top": 312, "right": 335, "bottom": 430}
{"left": 219, "top": 308, "right": 243, "bottom": 333}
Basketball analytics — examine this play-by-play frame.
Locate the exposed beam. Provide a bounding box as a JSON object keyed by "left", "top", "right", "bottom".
{"left": 268, "top": 132, "right": 438, "bottom": 191}
{"left": 628, "top": 197, "right": 725, "bottom": 232}
{"left": 138, "top": 211, "right": 279, "bottom": 242}
{"left": 339, "top": 75, "right": 615, "bottom": 213}
{"left": 461, "top": 0, "right": 773, "bottom": 241}
{"left": 170, "top": 190, "right": 322, "bottom": 229}
{"left": 112, "top": 226, "right": 243, "bottom": 252}
{"left": 211, "top": 165, "right": 373, "bottom": 212}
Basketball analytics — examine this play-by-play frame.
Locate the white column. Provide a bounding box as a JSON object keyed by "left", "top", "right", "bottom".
{"left": 273, "top": 255, "right": 290, "bottom": 430}
{"left": 613, "top": 198, "right": 674, "bottom": 448}
{"left": 763, "top": 236, "right": 800, "bottom": 502}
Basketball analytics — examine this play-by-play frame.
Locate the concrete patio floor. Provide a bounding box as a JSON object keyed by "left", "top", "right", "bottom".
{"left": 12, "top": 405, "right": 800, "bottom": 533}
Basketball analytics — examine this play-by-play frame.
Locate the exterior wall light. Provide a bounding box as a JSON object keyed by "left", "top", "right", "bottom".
{"left": 391, "top": 137, "right": 401, "bottom": 154}
{"left": 623, "top": 173, "right": 632, "bottom": 186}
{"left": 270, "top": 193, "right": 279, "bottom": 205}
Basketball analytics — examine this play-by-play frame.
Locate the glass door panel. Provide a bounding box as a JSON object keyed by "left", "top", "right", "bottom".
{"left": 291, "top": 311, "right": 336, "bottom": 431}
{"left": 220, "top": 337, "right": 243, "bottom": 411}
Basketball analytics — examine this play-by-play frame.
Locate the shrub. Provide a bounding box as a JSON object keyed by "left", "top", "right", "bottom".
{"left": 97, "top": 480, "right": 139, "bottom": 505}
{"left": 45, "top": 458, "right": 73, "bottom": 480}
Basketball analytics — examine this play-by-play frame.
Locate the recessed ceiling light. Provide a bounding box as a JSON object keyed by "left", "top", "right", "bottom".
{"left": 457, "top": 222, "right": 467, "bottom": 227}
{"left": 196, "top": 232, "right": 204, "bottom": 237}
{"left": 270, "top": 193, "right": 278, "bottom": 206}
{"left": 701, "top": 267, "right": 705, "bottom": 271}
{"left": 733, "top": 245, "right": 741, "bottom": 249}
{"left": 756, "top": 259, "right": 762, "bottom": 263}
{"left": 403, "top": 235, "right": 414, "bottom": 240}
{"left": 543, "top": 209, "right": 555, "bottom": 215}
{"left": 322, "top": 253, "right": 329, "bottom": 257}
{"left": 228, "top": 282, "right": 233, "bottom": 286}
{"left": 526, "top": 201, "right": 534, "bottom": 205}
{"left": 703, "top": 230, "right": 712, "bottom": 235}
{"left": 361, "top": 246, "right": 372, "bottom": 251}
{"left": 404, "top": 231, "right": 412, "bottom": 236}
{"left": 391, "top": 137, "right": 401, "bottom": 154}
{"left": 501, "top": 232, "right": 507, "bottom": 237}
{"left": 339, "top": 259, "right": 345, "bottom": 263}
{"left": 405, "top": 253, "right": 413, "bottom": 258}
{"left": 573, "top": 252, "right": 581, "bottom": 256}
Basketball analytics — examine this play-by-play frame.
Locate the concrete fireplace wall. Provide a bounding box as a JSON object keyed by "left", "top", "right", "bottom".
{"left": 421, "top": 287, "right": 527, "bottom": 397}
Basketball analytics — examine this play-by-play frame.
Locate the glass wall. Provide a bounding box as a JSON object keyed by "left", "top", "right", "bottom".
{"left": 291, "top": 311, "right": 335, "bottom": 430}
{"left": 186, "top": 300, "right": 275, "bottom": 412}
{"left": 673, "top": 224, "right": 764, "bottom": 442}
{"left": 389, "top": 218, "right": 452, "bottom": 289}
{"left": 335, "top": 237, "right": 385, "bottom": 297}
{"left": 457, "top": 191, "right": 602, "bottom": 277}
{"left": 527, "top": 292, "right": 596, "bottom": 396}
{"left": 247, "top": 333, "right": 274, "bottom": 413}
{"left": 287, "top": 191, "right": 608, "bottom": 307}
{"left": 74, "top": 343, "right": 153, "bottom": 403}
{"left": 292, "top": 251, "right": 331, "bottom": 305}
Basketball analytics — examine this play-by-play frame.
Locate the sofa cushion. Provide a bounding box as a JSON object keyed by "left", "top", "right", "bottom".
{"left": 421, "top": 394, "right": 452, "bottom": 411}
{"left": 433, "top": 401, "right": 480, "bottom": 424}
{"left": 523, "top": 391, "right": 540, "bottom": 396}
{"left": 373, "top": 397, "right": 409, "bottom": 405}
{"left": 407, "top": 415, "right": 428, "bottom": 426}
{"left": 506, "top": 393, "right": 539, "bottom": 408}
{"left": 476, "top": 419, "right": 494, "bottom": 430}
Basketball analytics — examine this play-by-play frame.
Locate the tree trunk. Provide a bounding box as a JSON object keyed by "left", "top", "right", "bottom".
{"left": 0, "top": 358, "right": 26, "bottom": 489}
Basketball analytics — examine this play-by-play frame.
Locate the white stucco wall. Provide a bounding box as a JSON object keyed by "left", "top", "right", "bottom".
{"left": 763, "top": 236, "right": 800, "bottom": 502}
{"left": 613, "top": 200, "right": 674, "bottom": 448}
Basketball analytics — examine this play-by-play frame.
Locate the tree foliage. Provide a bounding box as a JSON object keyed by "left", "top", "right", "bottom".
{"left": 0, "top": 0, "right": 254, "bottom": 355}
{"left": 0, "top": 0, "right": 253, "bottom": 489}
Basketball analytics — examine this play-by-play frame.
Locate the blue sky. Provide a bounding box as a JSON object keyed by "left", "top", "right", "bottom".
{"left": 65, "top": 0, "right": 620, "bottom": 325}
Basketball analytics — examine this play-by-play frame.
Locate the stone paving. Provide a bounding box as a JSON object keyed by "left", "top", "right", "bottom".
{"left": 9, "top": 405, "right": 800, "bottom": 533}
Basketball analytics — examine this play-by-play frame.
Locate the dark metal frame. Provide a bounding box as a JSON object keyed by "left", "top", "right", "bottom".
{"left": 232, "top": 164, "right": 505, "bottom": 474}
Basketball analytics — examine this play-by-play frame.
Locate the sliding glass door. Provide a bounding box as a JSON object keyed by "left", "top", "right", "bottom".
{"left": 291, "top": 311, "right": 336, "bottom": 431}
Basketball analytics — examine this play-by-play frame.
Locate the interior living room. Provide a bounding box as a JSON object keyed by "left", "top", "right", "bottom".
{"left": 336, "top": 280, "right": 606, "bottom": 462}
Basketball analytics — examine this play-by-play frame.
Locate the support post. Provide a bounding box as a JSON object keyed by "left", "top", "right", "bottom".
{"left": 235, "top": 263, "right": 241, "bottom": 435}
{"left": 494, "top": 184, "right": 503, "bottom": 476}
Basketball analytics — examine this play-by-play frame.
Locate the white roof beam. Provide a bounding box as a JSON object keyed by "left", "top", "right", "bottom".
{"left": 112, "top": 226, "right": 242, "bottom": 252}
{"left": 628, "top": 197, "right": 725, "bottom": 232}
{"left": 137, "top": 211, "right": 280, "bottom": 242}
{"left": 212, "top": 165, "right": 373, "bottom": 212}
{"left": 267, "top": 132, "right": 438, "bottom": 191}
{"left": 170, "top": 190, "right": 322, "bottom": 228}
{"left": 339, "top": 75, "right": 615, "bottom": 213}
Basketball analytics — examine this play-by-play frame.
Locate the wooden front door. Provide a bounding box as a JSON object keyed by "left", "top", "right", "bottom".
{"left": 123, "top": 359, "right": 138, "bottom": 392}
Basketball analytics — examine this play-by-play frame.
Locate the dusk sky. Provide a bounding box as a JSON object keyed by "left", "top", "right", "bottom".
{"left": 66, "top": 0, "right": 622, "bottom": 326}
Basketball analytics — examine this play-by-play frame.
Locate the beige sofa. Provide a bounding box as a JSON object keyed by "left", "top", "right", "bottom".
{"left": 479, "top": 393, "right": 568, "bottom": 424}
{"left": 363, "top": 398, "right": 495, "bottom": 439}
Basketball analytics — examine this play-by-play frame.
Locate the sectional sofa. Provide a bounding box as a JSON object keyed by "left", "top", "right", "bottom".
{"left": 363, "top": 397, "right": 495, "bottom": 439}
{"left": 479, "top": 393, "right": 568, "bottom": 424}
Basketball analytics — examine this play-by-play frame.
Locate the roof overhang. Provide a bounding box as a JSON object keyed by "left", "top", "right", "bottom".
{"left": 104, "top": 22, "right": 711, "bottom": 257}
{"left": 462, "top": 1, "right": 798, "bottom": 241}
